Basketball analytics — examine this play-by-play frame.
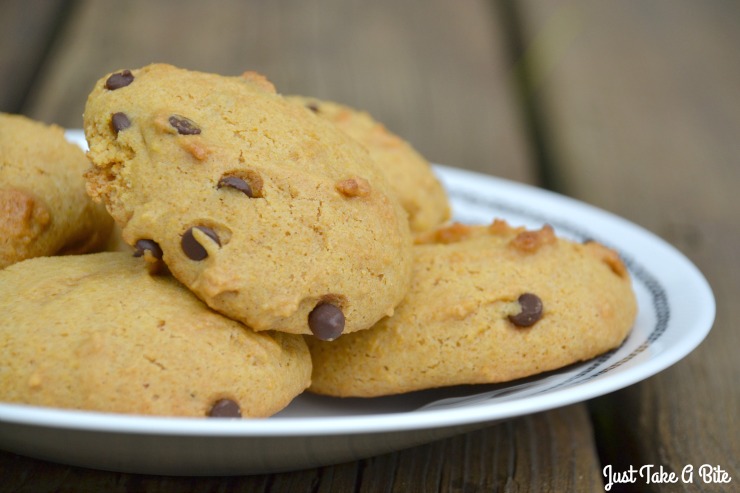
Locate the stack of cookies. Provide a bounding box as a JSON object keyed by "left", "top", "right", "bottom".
{"left": 0, "top": 64, "right": 637, "bottom": 417}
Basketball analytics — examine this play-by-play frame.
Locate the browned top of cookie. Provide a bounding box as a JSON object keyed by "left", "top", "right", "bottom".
{"left": 0, "top": 113, "right": 112, "bottom": 268}
{"left": 289, "top": 96, "right": 451, "bottom": 232}
{"left": 83, "top": 64, "right": 413, "bottom": 337}
{"left": 307, "top": 219, "right": 637, "bottom": 397}
{"left": 0, "top": 252, "right": 311, "bottom": 417}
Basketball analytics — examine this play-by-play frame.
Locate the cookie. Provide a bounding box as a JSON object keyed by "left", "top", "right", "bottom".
{"left": 0, "top": 113, "right": 113, "bottom": 269}
{"left": 307, "top": 220, "right": 637, "bottom": 397}
{"left": 0, "top": 252, "right": 311, "bottom": 418}
{"left": 83, "top": 64, "right": 413, "bottom": 339}
{"left": 289, "top": 96, "right": 450, "bottom": 233}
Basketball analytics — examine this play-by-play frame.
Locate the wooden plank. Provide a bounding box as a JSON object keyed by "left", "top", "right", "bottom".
{"left": 384, "top": 405, "right": 604, "bottom": 492}
{"left": 516, "top": 1, "right": 740, "bottom": 490}
{"left": 0, "top": 0, "right": 70, "bottom": 115}
{"left": 4, "top": 0, "right": 609, "bottom": 490}
{"left": 0, "top": 405, "right": 603, "bottom": 492}
{"left": 22, "top": 0, "right": 534, "bottom": 182}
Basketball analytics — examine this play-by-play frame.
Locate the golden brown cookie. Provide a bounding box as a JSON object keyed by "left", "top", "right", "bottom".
{"left": 83, "top": 64, "right": 413, "bottom": 339}
{"left": 289, "top": 96, "right": 450, "bottom": 233}
{"left": 0, "top": 113, "right": 113, "bottom": 268}
{"left": 307, "top": 220, "right": 637, "bottom": 397}
{"left": 0, "top": 252, "right": 311, "bottom": 417}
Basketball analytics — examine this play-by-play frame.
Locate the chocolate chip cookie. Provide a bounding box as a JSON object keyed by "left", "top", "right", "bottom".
{"left": 307, "top": 220, "right": 637, "bottom": 397}
{"left": 0, "top": 113, "right": 113, "bottom": 268}
{"left": 83, "top": 64, "right": 413, "bottom": 339}
{"left": 289, "top": 96, "right": 450, "bottom": 233}
{"left": 0, "top": 252, "right": 311, "bottom": 417}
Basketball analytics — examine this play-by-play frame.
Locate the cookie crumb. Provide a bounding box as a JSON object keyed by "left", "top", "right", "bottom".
{"left": 488, "top": 218, "right": 513, "bottom": 235}
{"left": 584, "top": 241, "right": 629, "bottom": 278}
{"left": 240, "top": 71, "right": 277, "bottom": 93}
{"left": 509, "top": 225, "right": 556, "bottom": 253}
{"left": 335, "top": 177, "right": 371, "bottom": 197}
{"left": 27, "top": 373, "right": 42, "bottom": 389}
{"left": 415, "top": 222, "right": 472, "bottom": 245}
{"left": 180, "top": 138, "right": 210, "bottom": 160}
{"left": 0, "top": 189, "right": 51, "bottom": 240}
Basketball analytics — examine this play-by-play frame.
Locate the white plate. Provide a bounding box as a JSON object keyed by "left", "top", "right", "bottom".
{"left": 0, "top": 130, "right": 715, "bottom": 475}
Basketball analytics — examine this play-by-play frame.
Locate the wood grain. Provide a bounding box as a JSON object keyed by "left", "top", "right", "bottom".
{"left": 516, "top": 1, "right": 740, "bottom": 491}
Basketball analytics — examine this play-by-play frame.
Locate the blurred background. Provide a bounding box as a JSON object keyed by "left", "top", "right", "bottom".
{"left": 1, "top": 0, "right": 738, "bottom": 489}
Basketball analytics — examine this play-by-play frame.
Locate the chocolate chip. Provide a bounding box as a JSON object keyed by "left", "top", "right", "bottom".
{"left": 181, "top": 226, "right": 220, "bottom": 260}
{"left": 306, "top": 102, "right": 320, "bottom": 113}
{"left": 169, "top": 115, "right": 201, "bottom": 135}
{"left": 111, "top": 112, "right": 131, "bottom": 134}
{"left": 208, "top": 399, "right": 242, "bottom": 418}
{"left": 509, "top": 293, "right": 543, "bottom": 327}
{"left": 133, "top": 239, "right": 163, "bottom": 259}
{"left": 217, "top": 175, "right": 253, "bottom": 197}
{"left": 308, "top": 303, "right": 345, "bottom": 341}
{"left": 105, "top": 70, "right": 134, "bottom": 90}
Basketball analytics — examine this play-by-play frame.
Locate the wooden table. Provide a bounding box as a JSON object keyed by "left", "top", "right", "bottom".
{"left": 1, "top": 1, "right": 737, "bottom": 491}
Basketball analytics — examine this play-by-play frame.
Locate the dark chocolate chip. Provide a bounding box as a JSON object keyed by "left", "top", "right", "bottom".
{"left": 306, "top": 102, "right": 320, "bottom": 113}
{"left": 105, "top": 70, "right": 134, "bottom": 90}
{"left": 509, "top": 293, "right": 543, "bottom": 327}
{"left": 181, "top": 226, "right": 220, "bottom": 260}
{"left": 208, "top": 399, "right": 242, "bottom": 418}
{"left": 217, "top": 175, "right": 253, "bottom": 197}
{"left": 133, "top": 239, "right": 163, "bottom": 259}
{"left": 111, "top": 112, "right": 131, "bottom": 134}
{"left": 308, "top": 303, "right": 345, "bottom": 341}
{"left": 169, "top": 115, "right": 201, "bottom": 135}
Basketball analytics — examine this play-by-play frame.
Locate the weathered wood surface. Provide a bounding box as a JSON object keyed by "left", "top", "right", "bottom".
{"left": 0, "top": 0, "right": 69, "bottom": 114}
{"left": 18, "top": 0, "right": 534, "bottom": 183}
{"left": 1, "top": 0, "right": 737, "bottom": 491}
{"left": 516, "top": 1, "right": 739, "bottom": 491}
